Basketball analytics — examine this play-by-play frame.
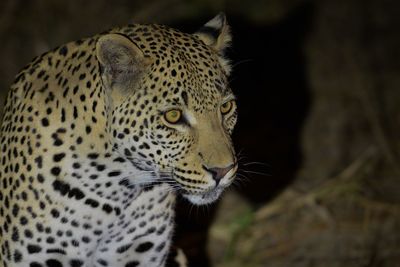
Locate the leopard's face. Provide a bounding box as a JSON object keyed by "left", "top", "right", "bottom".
{"left": 112, "top": 64, "right": 237, "bottom": 205}
{"left": 99, "top": 15, "right": 237, "bottom": 205}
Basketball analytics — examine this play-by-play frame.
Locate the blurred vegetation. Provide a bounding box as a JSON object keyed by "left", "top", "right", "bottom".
{"left": 212, "top": 147, "right": 400, "bottom": 266}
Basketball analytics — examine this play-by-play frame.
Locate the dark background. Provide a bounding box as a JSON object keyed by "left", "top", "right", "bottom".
{"left": 1, "top": 0, "right": 399, "bottom": 266}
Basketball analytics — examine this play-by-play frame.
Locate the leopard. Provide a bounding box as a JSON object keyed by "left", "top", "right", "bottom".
{"left": 0, "top": 13, "right": 237, "bottom": 267}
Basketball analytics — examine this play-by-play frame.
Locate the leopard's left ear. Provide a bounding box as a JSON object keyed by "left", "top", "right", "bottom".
{"left": 194, "top": 13, "right": 232, "bottom": 73}
{"left": 194, "top": 13, "right": 231, "bottom": 54}
{"left": 96, "top": 33, "right": 151, "bottom": 89}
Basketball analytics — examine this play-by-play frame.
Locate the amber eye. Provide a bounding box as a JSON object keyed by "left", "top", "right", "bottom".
{"left": 164, "top": 109, "right": 182, "bottom": 124}
{"left": 220, "top": 100, "right": 234, "bottom": 115}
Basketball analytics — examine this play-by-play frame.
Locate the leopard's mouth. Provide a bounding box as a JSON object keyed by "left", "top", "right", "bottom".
{"left": 163, "top": 167, "right": 234, "bottom": 205}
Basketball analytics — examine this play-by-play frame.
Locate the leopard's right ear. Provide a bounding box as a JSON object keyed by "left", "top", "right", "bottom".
{"left": 194, "top": 13, "right": 231, "bottom": 54}
{"left": 96, "top": 33, "right": 151, "bottom": 88}
{"left": 194, "top": 13, "right": 232, "bottom": 75}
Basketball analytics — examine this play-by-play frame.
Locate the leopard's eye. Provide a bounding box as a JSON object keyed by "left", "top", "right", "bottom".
{"left": 220, "top": 100, "right": 234, "bottom": 115}
{"left": 164, "top": 109, "right": 182, "bottom": 124}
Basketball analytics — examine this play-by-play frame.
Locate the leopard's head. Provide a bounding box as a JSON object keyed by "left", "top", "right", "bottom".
{"left": 97, "top": 14, "right": 237, "bottom": 205}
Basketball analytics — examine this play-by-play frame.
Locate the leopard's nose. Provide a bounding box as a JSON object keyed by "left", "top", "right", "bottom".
{"left": 203, "top": 164, "right": 235, "bottom": 184}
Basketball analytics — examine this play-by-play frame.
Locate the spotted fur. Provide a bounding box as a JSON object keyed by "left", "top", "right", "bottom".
{"left": 0, "top": 13, "right": 237, "bottom": 267}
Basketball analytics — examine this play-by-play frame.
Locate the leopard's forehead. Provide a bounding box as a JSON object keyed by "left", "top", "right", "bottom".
{"left": 115, "top": 24, "right": 231, "bottom": 111}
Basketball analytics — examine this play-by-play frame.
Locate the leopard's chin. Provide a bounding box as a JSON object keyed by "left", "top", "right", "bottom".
{"left": 181, "top": 187, "right": 225, "bottom": 205}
